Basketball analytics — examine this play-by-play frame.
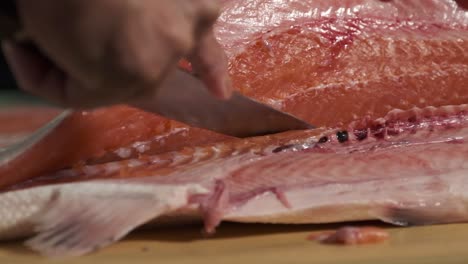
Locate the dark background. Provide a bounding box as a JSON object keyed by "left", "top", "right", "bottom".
{"left": 0, "top": 52, "right": 17, "bottom": 90}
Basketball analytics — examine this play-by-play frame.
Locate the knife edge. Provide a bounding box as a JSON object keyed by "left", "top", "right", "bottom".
{"left": 134, "top": 70, "right": 314, "bottom": 138}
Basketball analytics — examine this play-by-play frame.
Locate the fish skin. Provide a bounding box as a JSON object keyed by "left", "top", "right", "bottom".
{"left": 0, "top": 0, "right": 467, "bottom": 257}
{"left": 0, "top": 180, "right": 208, "bottom": 256}
{"left": 216, "top": 0, "right": 468, "bottom": 57}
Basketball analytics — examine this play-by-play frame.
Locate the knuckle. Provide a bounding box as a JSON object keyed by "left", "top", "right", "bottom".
{"left": 162, "top": 24, "right": 194, "bottom": 54}
{"left": 106, "top": 27, "right": 171, "bottom": 89}
{"left": 190, "top": 0, "right": 220, "bottom": 40}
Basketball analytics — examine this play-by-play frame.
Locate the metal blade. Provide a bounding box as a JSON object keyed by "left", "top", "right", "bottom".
{"left": 134, "top": 70, "right": 314, "bottom": 138}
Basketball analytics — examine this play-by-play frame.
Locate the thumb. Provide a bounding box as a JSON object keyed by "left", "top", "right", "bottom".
{"left": 189, "top": 32, "right": 232, "bottom": 99}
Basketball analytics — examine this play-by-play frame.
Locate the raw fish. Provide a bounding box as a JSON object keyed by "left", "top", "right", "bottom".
{"left": 0, "top": 0, "right": 466, "bottom": 257}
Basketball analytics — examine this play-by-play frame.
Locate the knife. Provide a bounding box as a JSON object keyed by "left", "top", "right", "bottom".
{"left": 134, "top": 69, "right": 314, "bottom": 137}
{"left": 0, "top": 2, "right": 314, "bottom": 138}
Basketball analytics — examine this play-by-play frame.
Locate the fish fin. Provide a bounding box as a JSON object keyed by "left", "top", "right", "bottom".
{"left": 25, "top": 183, "right": 201, "bottom": 257}
{"left": 270, "top": 187, "right": 291, "bottom": 209}
{"left": 202, "top": 180, "right": 229, "bottom": 234}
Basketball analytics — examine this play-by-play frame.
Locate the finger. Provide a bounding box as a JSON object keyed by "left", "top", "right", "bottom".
{"left": 2, "top": 40, "right": 67, "bottom": 105}
{"left": 2, "top": 40, "right": 106, "bottom": 108}
{"left": 189, "top": 32, "right": 232, "bottom": 99}
{"left": 192, "top": 0, "right": 221, "bottom": 36}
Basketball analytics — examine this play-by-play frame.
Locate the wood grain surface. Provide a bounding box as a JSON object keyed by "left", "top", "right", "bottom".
{"left": 1, "top": 222, "right": 468, "bottom": 264}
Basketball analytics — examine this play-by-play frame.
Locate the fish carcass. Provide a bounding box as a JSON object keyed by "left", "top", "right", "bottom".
{"left": 0, "top": 0, "right": 467, "bottom": 257}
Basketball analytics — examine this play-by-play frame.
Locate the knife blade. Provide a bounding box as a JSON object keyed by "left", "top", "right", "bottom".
{"left": 134, "top": 69, "right": 314, "bottom": 138}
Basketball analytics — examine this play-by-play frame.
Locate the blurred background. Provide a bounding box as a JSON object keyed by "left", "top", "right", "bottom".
{"left": 0, "top": 53, "right": 16, "bottom": 90}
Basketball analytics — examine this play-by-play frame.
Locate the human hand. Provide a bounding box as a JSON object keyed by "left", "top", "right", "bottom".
{"left": 1, "top": 0, "right": 231, "bottom": 108}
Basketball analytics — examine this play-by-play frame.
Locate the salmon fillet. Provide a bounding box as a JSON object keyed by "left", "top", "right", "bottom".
{"left": 0, "top": 105, "right": 231, "bottom": 187}
{"left": 222, "top": 0, "right": 468, "bottom": 126}
{"left": 0, "top": 0, "right": 467, "bottom": 257}
{"left": 1, "top": 0, "right": 467, "bottom": 187}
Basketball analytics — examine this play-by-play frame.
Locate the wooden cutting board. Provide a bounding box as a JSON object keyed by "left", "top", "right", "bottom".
{"left": 1, "top": 222, "right": 468, "bottom": 264}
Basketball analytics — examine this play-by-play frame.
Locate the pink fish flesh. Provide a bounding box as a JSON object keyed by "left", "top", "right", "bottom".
{"left": 0, "top": 0, "right": 466, "bottom": 257}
